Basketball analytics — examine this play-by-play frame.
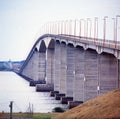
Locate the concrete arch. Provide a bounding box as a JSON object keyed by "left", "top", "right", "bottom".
{"left": 61, "top": 41, "right": 67, "bottom": 45}
{"left": 39, "top": 40, "right": 46, "bottom": 53}
{"left": 67, "top": 43, "right": 74, "bottom": 47}
{"left": 56, "top": 40, "right": 61, "bottom": 44}
{"left": 67, "top": 41, "right": 75, "bottom": 46}
{"left": 60, "top": 39, "right": 67, "bottom": 44}
{"left": 48, "top": 39, "right": 55, "bottom": 49}
{"left": 75, "top": 45, "right": 84, "bottom": 50}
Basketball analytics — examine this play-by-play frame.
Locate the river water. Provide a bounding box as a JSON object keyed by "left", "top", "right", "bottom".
{"left": 0, "top": 72, "right": 68, "bottom": 113}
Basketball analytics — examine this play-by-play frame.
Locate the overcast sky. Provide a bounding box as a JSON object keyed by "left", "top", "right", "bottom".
{"left": 0, "top": 0, "right": 120, "bottom": 61}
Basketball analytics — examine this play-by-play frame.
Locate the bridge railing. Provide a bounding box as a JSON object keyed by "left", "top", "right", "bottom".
{"left": 39, "top": 16, "right": 120, "bottom": 50}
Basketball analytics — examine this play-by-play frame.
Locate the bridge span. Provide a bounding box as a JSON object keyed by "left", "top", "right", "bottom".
{"left": 19, "top": 33, "right": 120, "bottom": 108}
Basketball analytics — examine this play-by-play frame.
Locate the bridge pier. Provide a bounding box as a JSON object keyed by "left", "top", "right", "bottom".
{"left": 21, "top": 54, "right": 33, "bottom": 81}
{"left": 45, "top": 39, "right": 55, "bottom": 88}
{"left": 53, "top": 41, "right": 61, "bottom": 92}
{"left": 99, "top": 53, "right": 118, "bottom": 94}
{"left": 61, "top": 44, "right": 75, "bottom": 103}
{"left": 36, "top": 40, "right": 55, "bottom": 91}
{"left": 29, "top": 41, "right": 46, "bottom": 86}
{"left": 59, "top": 42, "right": 67, "bottom": 94}
{"left": 84, "top": 49, "right": 99, "bottom": 101}
{"left": 73, "top": 46, "right": 85, "bottom": 102}
{"left": 52, "top": 41, "right": 67, "bottom": 99}
{"left": 24, "top": 48, "right": 40, "bottom": 86}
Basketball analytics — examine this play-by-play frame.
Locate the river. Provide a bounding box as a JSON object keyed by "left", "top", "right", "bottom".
{"left": 0, "top": 72, "right": 67, "bottom": 113}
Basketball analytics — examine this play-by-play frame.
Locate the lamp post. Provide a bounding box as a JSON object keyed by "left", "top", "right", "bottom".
{"left": 74, "top": 19, "right": 77, "bottom": 36}
{"left": 94, "top": 17, "right": 98, "bottom": 44}
{"left": 69, "top": 20, "right": 72, "bottom": 35}
{"left": 60, "top": 21, "right": 64, "bottom": 35}
{"left": 87, "top": 18, "right": 92, "bottom": 38}
{"left": 112, "top": 18, "right": 115, "bottom": 48}
{"left": 64, "top": 20, "right": 69, "bottom": 35}
{"left": 56, "top": 21, "right": 59, "bottom": 35}
{"left": 80, "top": 19, "right": 85, "bottom": 38}
{"left": 115, "top": 15, "right": 120, "bottom": 48}
{"left": 57, "top": 21, "right": 60, "bottom": 35}
{"left": 103, "top": 16, "right": 108, "bottom": 46}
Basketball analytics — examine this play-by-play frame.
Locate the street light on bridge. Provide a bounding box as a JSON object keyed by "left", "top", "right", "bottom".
{"left": 68, "top": 20, "right": 72, "bottom": 35}
{"left": 112, "top": 18, "right": 116, "bottom": 47}
{"left": 86, "top": 18, "right": 92, "bottom": 38}
{"left": 94, "top": 17, "right": 98, "bottom": 44}
{"left": 74, "top": 19, "right": 77, "bottom": 36}
{"left": 115, "top": 15, "right": 120, "bottom": 49}
{"left": 103, "top": 16, "right": 108, "bottom": 46}
{"left": 79, "top": 19, "right": 86, "bottom": 38}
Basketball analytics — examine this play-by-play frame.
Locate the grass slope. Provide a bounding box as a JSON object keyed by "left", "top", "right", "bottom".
{"left": 53, "top": 88, "right": 120, "bottom": 119}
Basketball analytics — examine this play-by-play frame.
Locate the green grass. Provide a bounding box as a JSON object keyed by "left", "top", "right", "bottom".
{"left": 0, "top": 112, "right": 59, "bottom": 119}
{"left": 34, "top": 116, "right": 50, "bottom": 119}
{"left": 33, "top": 113, "right": 58, "bottom": 119}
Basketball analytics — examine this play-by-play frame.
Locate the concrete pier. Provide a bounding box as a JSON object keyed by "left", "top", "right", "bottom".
{"left": 50, "top": 91, "right": 59, "bottom": 97}
{"left": 38, "top": 40, "right": 46, "bottom": 82}
{"left": 61, "top": 97, "right": 73, "bottom": 104}
{"left": 23, "top": 48, "right": 40, "bottom": 85}
{"left": 66, "top": 44, "right": 75, "bottom": 98}
{"left": 60, "top": 42, "right": 67, "bottom": 94}
{"left": 99, "top": 53, "right": 118, "bottom": 94}
{"left": 36, "top": 83, "right": 54, "bottom": 92}
{"left": 55, "top": 93, "right": 65, "bottom": 100}
{"left": 46, "top": 39, "right": 55, "bottom": 85}
{"left": 68, "top": 101, "right": 83, "bottom": 109}
{"left": 53, "top": 41, "right": 61, "bottom": 92}
{"left": 84, "top": 49, "right": 99, "bottom": 101}
{"left": 73, "top": 46, "right": 85, "bottom": 102}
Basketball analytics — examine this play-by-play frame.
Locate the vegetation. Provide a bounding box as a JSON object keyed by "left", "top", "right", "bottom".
{"left": 52, "top": 107, "right": 65, "bottom": 113}
{"left": 0, "top": 112, "right": 59, "bottom": 119}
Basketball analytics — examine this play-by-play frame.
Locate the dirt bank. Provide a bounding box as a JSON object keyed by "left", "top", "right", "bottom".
{"left": 53, "top": 88, "right": 120, "bottom": 119}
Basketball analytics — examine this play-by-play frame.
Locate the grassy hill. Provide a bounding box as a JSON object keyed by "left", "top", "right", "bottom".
{"left": 53, "top": 88, "right": 120, "bottom": 119}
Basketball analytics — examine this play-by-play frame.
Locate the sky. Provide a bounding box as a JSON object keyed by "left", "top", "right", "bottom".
{"left": 0, "top": 0, "right": 120, "bottom": 61}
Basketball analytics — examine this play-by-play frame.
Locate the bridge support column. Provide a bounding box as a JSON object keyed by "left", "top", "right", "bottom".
{"left": 22, "top": 49, "right": 39, "bottom": 83}
{"left": 72, "top": 46, "right": 85, "bottom": 103}
{"left": 36, "top": 39, "right": 55, "bottom": 92}
{"left": 61, "top": 44, "right": 74, "bottom": 104}
{"left": 53, "top": 41, "right": 61, "bottom": 92}
{"left": 29, "top": 50, "right": 41, "bottom": 86}
{"left": 55, "top": 42, "right": 67, "bottom": 100}
{"left": 30, "top": 41, "right": 46, "bottom": 86}
{"left": 60, "top": 42, "right": 67, "bottom": 94}
{"left": 37, "top": 52, "right": 46, "bottom": 82}
{"left": 21, "top": 55, "right": 33, "bottom": 81}
{"left": 99, "top": 53, "right": 118, "bottom": 94}
{"left": 84, "top": 49, "right": 99, "bottom": 101}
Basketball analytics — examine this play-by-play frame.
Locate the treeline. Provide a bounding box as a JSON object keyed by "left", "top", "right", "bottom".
{"left": 0, "top": 61, "right": 24, "bottom": 71}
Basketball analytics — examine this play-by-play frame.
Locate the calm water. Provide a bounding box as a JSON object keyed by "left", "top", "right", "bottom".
{"left": 0, "top": 72, "right": 67, "bottom": 112}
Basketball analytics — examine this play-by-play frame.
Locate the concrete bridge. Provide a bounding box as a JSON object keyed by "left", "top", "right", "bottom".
{"left": 19, "top": 17, "right": 120, "bottom": 108}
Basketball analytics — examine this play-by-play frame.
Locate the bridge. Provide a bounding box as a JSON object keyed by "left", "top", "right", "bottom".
{"left": 19, "top": 16, "right": 120, "bottom": 108}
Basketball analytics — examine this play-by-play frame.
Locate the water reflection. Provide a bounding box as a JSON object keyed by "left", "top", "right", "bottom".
{"left": 0, "top": 72, "right": 68, "bottom": 112}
